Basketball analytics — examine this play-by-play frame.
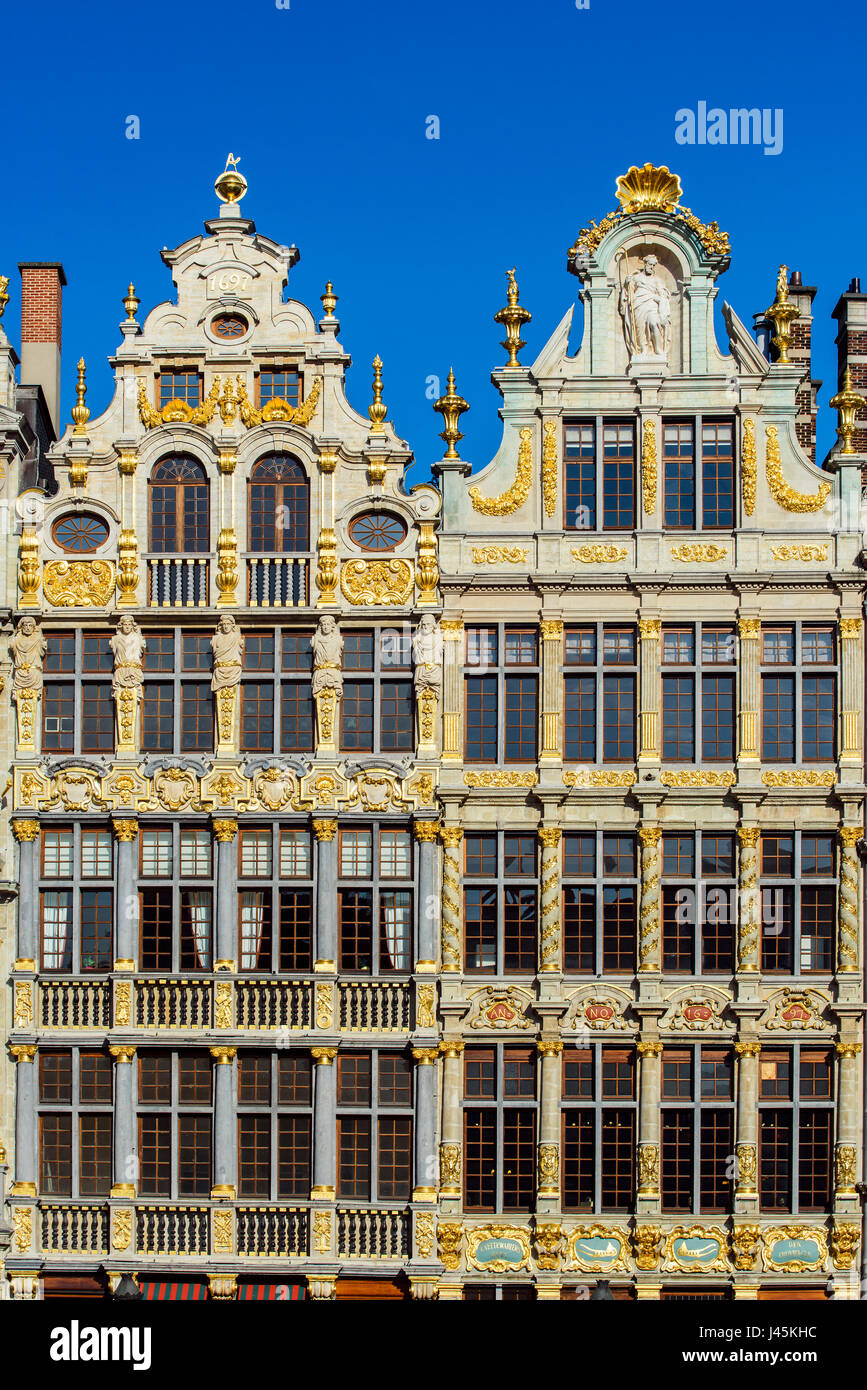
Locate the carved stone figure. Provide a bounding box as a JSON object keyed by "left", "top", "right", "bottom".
{"left": 111, "top": 615, "right": 146, "bottom": 691}
{"left": 412, "top": 614, "right": 443, "bottom": 696}
{"left": 619, "top": 253, "right": 672, "bottom": 358}
{"left": 210, "top": 614, "right": 244, "bottom": 691}
{"left": 311, "top": 615, "right": 344, "bottom": 695}
{"left": 10, "top": 617, "right": 47, "bottom": 694}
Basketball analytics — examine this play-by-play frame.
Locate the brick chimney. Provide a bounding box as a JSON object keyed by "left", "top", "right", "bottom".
{"left": 785, "top": 270, "right": 820, "bottom": 462}
{"left": 18, "top": 261, "right": 66, "bottom": 436}
{"left": 831, "top": 278, "right": 867, "bottom": 455}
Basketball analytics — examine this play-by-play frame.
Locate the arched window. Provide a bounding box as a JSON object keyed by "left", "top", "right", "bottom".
{"left": 149, "top": 456, "right": 209, "bottom": 553}
{"left": 248, "top": 455, "right": 310, "bottom": 553}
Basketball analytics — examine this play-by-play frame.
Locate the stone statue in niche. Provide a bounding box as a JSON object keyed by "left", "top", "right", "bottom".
{"left": 617, "top": 251, "right": 673, "bottom": 359}
{"left": 111, "top": 615, "right": 146, "bottom": 691}
{"left": 412, "top": 614, "right": 443, "bottom": 696}
{"left": 10, "top": 616, "right": 46, "bottom": 694}
{"left": 211, "top": 613, "right": 244, "bottom": 690}
{"left": 311, "top": 615, "right": 344, "bottom": 694}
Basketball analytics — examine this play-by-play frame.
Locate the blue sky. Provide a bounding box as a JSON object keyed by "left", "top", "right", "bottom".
{"left": 1, "top": 0, "right": 862, "bottom": 476}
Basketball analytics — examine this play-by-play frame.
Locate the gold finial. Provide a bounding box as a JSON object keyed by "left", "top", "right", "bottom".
{"left": 0, "top": 275, "right": 9, "bottom": 320}
{"left": 368, "top": 355, "right": 387, "bottom": 433}
{"left": 494, "top": 267, "right": 532, "bottom": 367}
{"left": 321, "top": 281, "right": 338, "bottom": 319}
{"left": 215, "top": 152, "right": 248, "bottom": 205}
{"left": 71, "top": 358, "right": 90, "bottom": 436}
{"left": 123, "top": 282, "right": 140, "bottom": 322}
{"left": 764, "top": 264, "right": 799, "bottom": 364}
{"left": 830, "top": 365, "right": 866, "bottom": 456}
{"left": 433, "top": 368, "right": 470, "bottom": 459}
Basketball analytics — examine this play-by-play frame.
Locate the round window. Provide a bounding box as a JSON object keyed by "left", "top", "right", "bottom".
{"left": 52, "top": 512, "right": 110, "bottom": 553}
{"left": 211, "top": 313, "right": 248, "bottom": 340}
{"left": 348, "top": 510, "right": 407, "bottom": 551}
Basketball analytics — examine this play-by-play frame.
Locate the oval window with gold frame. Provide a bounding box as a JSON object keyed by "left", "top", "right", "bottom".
{"left": 52, "top": 512, "right": 110, "bottom": 553}
{"left": 348, "top": 510, "right": 407, "bottom": 552}
{"left": 211, "top": 313, "right": 248, "bottom": 340}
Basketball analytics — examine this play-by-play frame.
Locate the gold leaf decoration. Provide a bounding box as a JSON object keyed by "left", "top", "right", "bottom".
{"left": 340, "top": 558, "right": 414, "bottom": 606}
{"left": 572, "top": 545, "right": 628, "bottom": 564}
{"left": 472, "top": 546, "right": 528, "bottom": 564}
{"left": 616, "top": 163, "right": 683, "bottom": 213}
{"left": 765, "top": 426, "right": 831, "bottom": 513}
{"left": 741, "top": 418, "right": 757, "bottom": 516}
{"left": 469, "top": 427, "right": 533, "bottom": 515}
{"left": 43, "top": 561, "right": 115, "bottom": 607}
{"left": 669, "top": 544, "right": 728, "bottom": 563}
{"left": 641, "top": 419, "right": 657, "bottom": 516}
{"left": 770, "top": 544, "right": 828, "bottom": 562}
{"left": 542, "top": 419, "right": 557, "bottom": 518}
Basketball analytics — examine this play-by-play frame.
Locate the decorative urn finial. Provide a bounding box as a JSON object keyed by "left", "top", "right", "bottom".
{"left": 368, "top": 355, "right": 387, "bottom": 433}
{"left": 215, "top": 153, "right": 248, "bottom": 205}
{"left": 321, "top": 281, "right": 338, "bottom": 319}
{"left": 71, "top": 358, "right": 90, "bottom": 436}
{"left": 494, "top": 267, "right": 532, "bottom": 367}
{"left": 763, "top": 264, "right": 799, "bottom": 364}
{"left": 433, "top": 368, "right": 470, "bottom": 459}
{"left": 123, "top": 282, "right": 140, "bottom": 322}
{"left": 830, "top": 365, "right": 866, "bottom": 455}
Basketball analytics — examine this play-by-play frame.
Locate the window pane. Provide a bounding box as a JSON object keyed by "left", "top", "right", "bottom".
{"left": 379, "top": 1053, "right": 413, "bottom": 1106}
{"left": 662, "top": 675, "right": 695, "bottom": 761}
{"left": 701, "top": 421, "right": 734, "bottom": 528}
{"left": 180, "top": 829, "right": 212, "bottom": 877}
{"left": 663, "top": 422, "right": 695, "bottom": 528}
{"left": 564, "top": 675, "right": 596, "bottom": 761}
{"left": 142, "top": 682, "right": 174, "bottom": 752}
{"left": 465, "top": 835, "right": 497, "bottom": 876}
{"left": 564, "top": 422, "right": 596, "bottom": 531}
{"left": 379, "top": 890, "right": 412, "bottom": 971}
{"left": 340, "top": 829, "right": 372, "bottom": 877}
{"left": 240, "top": 891, "right": 271, "bottom": 970}
{"left": 602, "top": 423, "right": 635, "bottom": 530}
{"left": 379, "top": 829, "right": 411, "bottom": 878}
{"left": 602, "top": 675, "right": 635, "bottom": 760}
{"left": 80, "top": 1052, "right": 113, "bottom": 1103}
{"left": 240, "top": 829, "right": 272, "bottom": 878}
{"left": 81, "top": 830, "right": 112, "bottom": 879}
{"left": 565, "top": 628, "right": 596, "bottom": 665}
{"left": 43, "top": 830, "right": 73, "bottom": 878}
{"left": 280, "top": 830, "right": 312, "bottom": 878}
{"left": 40, "top": 1051, "right": 72, "bottom": 1104}
{"left": 141, "top": 829, "right": 173, "bottom": 877}
{"left": 337, "top": 1054, "right": 371, "bottom": 1105}
{"left": 80, "top": 890, "right": 112, "bottom": 971}
{"left": 762, "top": 676, "right": 795, "bottom": 761}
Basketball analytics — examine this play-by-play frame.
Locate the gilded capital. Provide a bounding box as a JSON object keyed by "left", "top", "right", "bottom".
{"left": 638, "top": 825, "right": 662, "bottom": 847}
{"left": 737, "top": 826, "right": 761, "bottom": 848}
{"left": 209, "top": 1046, "right": 238, "bottom": 1065}
{"left": 439, "top": 1039, "right": 465, "bottom": 1058}
{"left": 439, "top": 825, "right": 464, "bottom": 849}
{"left": 636, "top": 1040, "right": 663, "bottom": 1057}
{"left": 212, "top": 819, "right": 238, "bottom": 842}
{"left": 536, "top": 1039, "right": 564, "bottom": 1058}
{"left": 9, "top": 1045, "right": 37, "bottom": 1062}
{"left": 413, "top": 820, "right": 441, "bottom": 842}
{"left": 12, "top": 820, "right": 40, "bottom": 843}
{"left": 112, "top": 817, "right": 139, "bottom": 842}
{"left": 738, "top": 617, "right": 761, "bottom": 639}
{"left": 311, "top": 1046, "right": 338, "bottom": 1065}
{"left": 538, "top": 826, "right": 562, "bottom": 849}
{"left": 638, "top": 618, "right": 661, "bottom": 640}
{"left": 313, "top": 819, "right": 338, "bottom": 842}
{"left": 839, "top": 617, "right": 862, "bottom": 640}
{"left": 838, "top": 826, "right": 862, "bottom": 848}
{"left": 835, "top": 1042, "right": 862, "bottom": 1059}
{"left": 440, "top": 620, "right": 464, "bottom": 639}
{"left": 117, "top": 449, "right": 138, "bottom": 476}
{"left": 412, "top": 1048, "right": 440, "bottom": 1066}
{"left": 540, "top": 619, "right": 564, "bottom": 640}
{"left": 109, "top": 1046, "right": 137, "bottom": 1064}
{"left": 735, "top": 1040, "right": 762, "bottom": 1058}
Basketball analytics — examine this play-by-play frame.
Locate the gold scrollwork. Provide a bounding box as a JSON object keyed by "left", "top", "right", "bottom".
{"left": 463, "top": 771, "right": 538, "bottom": 788}
{"left": 465, "top": 1224, "right": 531, "bottom": 1274}
{"left": 660, "top": 769, "right": 735, "bottom": 787}
{"left": 572, "top": 544, "right": 628, "bottom": 564}
{"left": 770, "top": 544, "right": 828, "bottom": 562}
{"left": 541, "top": 419, "right": 557, "bottom": 518}
{"left": 562, "top": 769, "right": 636, "bottom": 788}
{"left": 471, "top": 546, "right": 528, "bottom": 564}
{"left": 43, "top": 560, "right": 115, "bottom": 607}
{"left": 469, "top": 426, "right": 533, "bottom": 515}
{"left": 641, "top": 418, "right": 657, "bottom": 516}
{"left": 765, "top": 425, "right": 831, "bottom": 512}
{"left": 761, "top": 769, "right": 835, "bottom": 788}
{"left": 741, "top": 417, "right": 757, "bottom": 516}
{"left": 669, "top": 544, "right": 728, "bottom": 563}
{"left": 340, "top": 558, "right": 414, "bottom": 605}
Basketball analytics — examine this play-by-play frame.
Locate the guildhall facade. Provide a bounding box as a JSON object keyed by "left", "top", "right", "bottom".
{"left": 0, "top": 161, "right": 864, "bottom": 1299}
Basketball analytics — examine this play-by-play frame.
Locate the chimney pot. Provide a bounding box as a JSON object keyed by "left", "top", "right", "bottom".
{"left": 789, "top": 269, "right": 802, "bottom": 287}
{"left": 18, "top": 261, "right": 66, "bottom": 437}
{"left": 849, "top": 277, "right": 861, "bottom": 293}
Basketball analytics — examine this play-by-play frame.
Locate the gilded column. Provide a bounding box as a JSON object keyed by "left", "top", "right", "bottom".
{"left": 9, "top": 1045, "right": 38, "bottom": 1195}
{"left": 438, "top": 1039, "right": 464, "bottom": 1199}
{"left": 539, "top": 619, "right": 563, "bottom": 762}
{"left": 638, "top": 618, "right": 661, "bottom": 764}
{"left": 215, "top": 450, "right": 239, "bottom": 608}
{"left": 213, "top": 818, "right": 238, "bottom": 971}
{"left": 636, "top": 1040, "right": 662, "bottom": 1210}
{"left": 737, "top": 617, "right": 761, "bottom": 763}
{"left": 311, "top": 1047, "right": 338, "bottom": 1199}
{"left": 210, "top": 1047, "right": 238, "bottom": 1198}
{"left": 734, "top": 1040, "right": 761, "bottom": 1213}
{"left": 441, "top": 621, "right": 464, "bottom": 762}
{"left": 413, "top": 820, "right": 440, "bottom": 968}
{"left": 834, "top": 1042, "right": 861, "bottom": 1199}
{"left": 439, "top": 826, "right": 463, "bottom": 973}
{"left": 112, "top": 818, "right": 139, "bottom": 970}
{"left": 537, "top": 1039, "right": 563, "bottom": 1210}
{"left": 315, "top": 452, "right": 338, "bottom": 607}
{"left": 839, "top": 617, "right": 862, "bottom": 763}
{"left": 12, "top": 820, "right": 40, "bottom": 966}
{"left": 837, "top": 826, "right": 861, "bottom": 975}
{"left": 538, "top": 826, "right": 562, "bottom": 973}
{"left": 116, "top": 449, "right": 140, "bottom": 607}
{"left": 109, "top": 1046, "right": 136, "bottom": 1197}
{"left": 637, "top": 826, "right": 661, "bottom": 973}
{"left": 313, "top": 819, "right": 338, "bottom": 971}
{"left": 736, "top": 826, "right": 761, "bottom": 973}
{"left": 411, "top": 1048, "right": 439, "bottom": 1200}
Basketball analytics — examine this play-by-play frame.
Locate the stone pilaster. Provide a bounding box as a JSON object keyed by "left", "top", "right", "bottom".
{"left": 112, "top": 817, "right": 139, "bottom": 970}
{"left": 638, "top": 619, "right": 661, "bottom": 764}
{"left": 538, "top": 826, "right": 562, "bottom": 973}
{"left": 536, "top": 1040, "right": 563, "bottom": 1212}
{"left": 837, "top": 827, "right": 861, "bottom": 975}
{"left": 734, "top": 1040, "right": 761, "bottom": 1215}
{"left": 736, "top": 826, "right": 761, "bottom": 973}
{"left": 839, "top": 618, "right": 863, "bottom": 763}
{"left": 637, "top": 826, "right": 661, "bottom": 973}
{"left": 413, "top": 820, "right": 440, "bottom": 968}
{"left": 636, "top": 1040, "right": 662, "bottom": 1213}
{"left": 109, "top": 1046, "right": 137, "bottom": 1197}
{"left": 313, "top": 819, "right": 338, "bottom": 970}
{"left": 438, "top": 1039, "right": 464, "bottom": 1201}
{"left": 411, "top": 1049, "right": 439, "bottom": 1200}
{"left": 438, "top": 826, "right": 463, "bottom": 973}
{"left": 310, "top": 1047, "right": 338, "bottom": 1199}
{"left": 440, "top": 621, "right": 464, "bottom": 761}
{"left": 539, "top": 619, "right": 563, "bottom": 762}
{"left": 834, "top": 1042, "right": 861, "bottom": 1206}
{"left": 737, "top": 617, "right": 760, "bottom": 763}
{"left": 210, "top": 1047, "right": 238, "bottom": 1198}
{"left": 9, "top": 1045, "right": 38, "bottom": 1196}
{"left": 213, "top": 818, "right": 238, "bottom": 971}
{"left": 114, "top": 688, "right": 139, "bottom": 755}
{"left": 12, "top": 820, "right": 40, "bottom": 965}
{"left": 215, "top": 687, "right": 239, "bottom": 757}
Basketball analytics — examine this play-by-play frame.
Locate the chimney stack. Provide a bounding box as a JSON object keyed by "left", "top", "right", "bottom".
{"left": 831, "top": 278, "right": 867, "bottom": 455}
{"left": 18, "top": 261, "right": 66, "bottom": 437}
{"left": 784, "top": 269, "right": 820, "bottom": 462}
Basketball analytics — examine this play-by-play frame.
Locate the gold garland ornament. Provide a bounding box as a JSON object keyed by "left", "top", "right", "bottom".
{"left": 641, "top": 418, "right": 657, "bottom": 516}
{"left": 541, "top": 419, "right": 557, "bottom": 517}
{"left": 765, "top": 425, "right": 831, "bottom": 513}
{"left": 568, "top": 164, "right": 730, "bottom": 261}
{"left": 469, "top": 426, "right": 533, "bottom": 515}
{"left": 741, "top": 417, "right": 757, "bottom": 516}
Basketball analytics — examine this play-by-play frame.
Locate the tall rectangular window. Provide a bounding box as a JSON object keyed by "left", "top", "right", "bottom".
{"left": 238, "top": 1052, "right": 312, "bottom": 1199}
{"left": 463, "top": 1048, "right": 537, "bottom": 1212}
{"left": 701, "top": 421, "right": 734, "bottom": 527}
{"left": 602, "top": 422, "right": 635, "bottom": 529}
{"left": 562, "top": 1047, "right": 636, "bottom": 1211}
{"left": 463, "top": 832, "right": 537, "bottom": 974}
{"left": 464, "top": 625, "right": 539, "bottom": 763}
{"left": 38, "top": 1050, "right": 113, "bottom": 1198}
{"left": 760, "top": 832, "right": 835, "bottom": 974}
{"left": 338, "top": 825, "right": 412, "bottom": 974}
{"left": 336, "top": 1051, "right": 412, "bottom": 1201}
{"left": 759, "top": 1046, "right": 833, "bottom": 1213}
{"left": 661, "top": 1047, "right": 735, "bottom": 1214}
{"left": 564, "top": 422, "right": 596, "bottom": 530}
{"left": 137, "top": 1050, "right": 212, "bottom": 1199}
{"left": 663, "top": 422, "right": 695, "bottom": 528}
{"left": 761, "top": 623, "right": 837, "bottom": 763}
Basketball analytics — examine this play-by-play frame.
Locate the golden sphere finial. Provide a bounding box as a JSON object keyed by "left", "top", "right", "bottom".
{"left": 215, "top": 153, "right": 248, "bottom": 205}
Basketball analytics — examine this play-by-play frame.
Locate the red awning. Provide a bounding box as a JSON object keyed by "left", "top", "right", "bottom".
{"left": 140, "top": 1280, "right": 209, "bottom": 1301}
{"left": 238, "top": 1283, "right": 306, "bottom": 1301}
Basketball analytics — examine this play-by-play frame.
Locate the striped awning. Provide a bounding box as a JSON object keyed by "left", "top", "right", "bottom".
{"left": 140, "top": 1280, "right": 209, "bottom": 1301}
{"left": 238, "top": 1283, "right": 306, "bottom": 1302}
